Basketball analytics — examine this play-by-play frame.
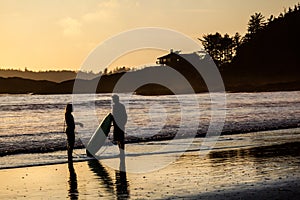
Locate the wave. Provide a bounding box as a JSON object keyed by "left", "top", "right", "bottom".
{"left": 0, "top": 121, "right": 299, "bottom": 157}
{"left": 0, "top": 131, "right": 64, "bottom": 138}
{"left": 0, "top": 99, "right": 111, "bottom": 112}
{"left": 2, "top": 140, "right": 300, "bottom": 170}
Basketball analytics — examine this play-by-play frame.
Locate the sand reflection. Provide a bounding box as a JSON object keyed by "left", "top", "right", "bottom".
{"left": 67, "top": 161, "right": 78, "bottom": 200}
{"left": 88, "top": 155, "right": 130, "bottom": 199}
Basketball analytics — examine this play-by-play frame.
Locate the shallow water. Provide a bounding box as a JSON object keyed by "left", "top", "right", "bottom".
{"left": 1, "top": 127, "right": 300, "bottom": 171}
{"left": 0, "top": 91, "right": 300, "bottom": 168}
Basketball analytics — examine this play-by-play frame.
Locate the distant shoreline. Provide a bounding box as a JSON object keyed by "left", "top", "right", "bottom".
{"left": 1, "top": 76, "right": 300, "bottom": 95}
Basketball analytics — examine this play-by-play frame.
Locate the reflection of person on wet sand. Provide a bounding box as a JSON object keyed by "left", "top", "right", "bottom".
{"left": 88, "top": 156, "right": 129, "bottom": 199}
{"left": 65, "top": 103, "right": 83, "bottom": 161}
{"left": 67, "top": 161, "right": 78, "bottom": 199}
{"left": 111, "top": 95, "right": 127, "bottom": 157}
{"left": 88, "top": 159, "right": 115, "bottom": 195}
{"left": 115, "top": 153, "right": 129, "bottom": 199}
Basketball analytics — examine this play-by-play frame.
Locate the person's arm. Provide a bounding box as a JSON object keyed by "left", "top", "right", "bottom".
{"left": 75, "top": 122, "right": 84, "bottom": 127}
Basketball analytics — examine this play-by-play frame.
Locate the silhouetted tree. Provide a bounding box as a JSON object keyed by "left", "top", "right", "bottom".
{"left": 199, "top": 32, "right": 241, "bottom": 68}
{"left": 267, "top": 15, "right": 274, "bottom": 23}
{"left": 103, "top": 68, "right": 108, "bottom": 75}
{"left": 221, "top": 34, "right": 235, "bottom": 64}
{"left": 249, "top": 12, "right": 266, "bottom": 33}
{"left": 112, "top": 66, "right": 131, "bottom": 74}
{"left": 278, "top": 13, "right": 284, "bottom": 18}
{"left": 233, "top": 32, "right": 242, "bottom": 50}
{"left": 199, "top": 33, "right": 222, "bottom": 66}
{"left": 244, "top": 12, "right": 266, "bottom": 41}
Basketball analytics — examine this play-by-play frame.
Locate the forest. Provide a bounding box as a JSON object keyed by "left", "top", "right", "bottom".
{"left": 200, "top": 3, "right": 300, "bottom": 72}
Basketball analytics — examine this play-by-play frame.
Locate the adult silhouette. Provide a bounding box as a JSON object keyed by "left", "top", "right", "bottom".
{"left": 111, "top": 95, "right": 127, "bottom": 156}
{"left": 65, "top": 103, "right": 83, "bottom": 161}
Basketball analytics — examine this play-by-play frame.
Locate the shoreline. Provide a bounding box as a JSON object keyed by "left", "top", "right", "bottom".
{"left": 1, "top": 126, "right": 300, "bottom": 160}
{"left": 1, "top": 141, "right": 299, "bottom": 199}
{"left": 1, "top": 127, "right": 300, "bottom": 171}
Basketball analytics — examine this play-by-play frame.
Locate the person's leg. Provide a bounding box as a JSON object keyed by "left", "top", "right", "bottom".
{"left": 68, "top": 143, "right": 73, "bottom": 161}
{"left": 68, "top": 137, "right": 75, "bottom": 161}
{"left": 118, "top": 140, "right": 125, "bottom": 150}
{"left": 118, "top": 140, "right": 125, "bottom": 159}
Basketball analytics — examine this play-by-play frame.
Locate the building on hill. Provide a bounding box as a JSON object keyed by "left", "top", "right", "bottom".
{"left": 156, "top": 50, "right": 211, "bottom": 69}
{"left": 156, "top": 50, "right": 213, "bottom": 92}
{"left": 157, "top": 50, "right": 191, "bottom": 68}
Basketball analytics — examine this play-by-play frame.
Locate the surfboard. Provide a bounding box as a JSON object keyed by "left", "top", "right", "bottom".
{"left": 86, "top": 113, "right": 113, "bottom": 156}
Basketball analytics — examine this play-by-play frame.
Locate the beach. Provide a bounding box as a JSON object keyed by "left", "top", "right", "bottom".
{"left": 1, "top": 129, "right": 300, "bottom": 199}
{"left": 2, "top": 0, "right": 300, "bottom": 199}
{"left": 0, "top": 92, "right": 300, "bottom": 199}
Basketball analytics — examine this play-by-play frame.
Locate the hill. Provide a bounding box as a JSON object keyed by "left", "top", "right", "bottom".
{"left": 1, "top": 65, "right": 300, "bottom": 95}
{"left": 0, "top": 69, "right": 99, "bottom": 83}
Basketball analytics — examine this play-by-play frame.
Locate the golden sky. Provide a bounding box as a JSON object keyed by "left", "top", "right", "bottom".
{"left": 0, "top": 0, "right": 298, "bottom": 72}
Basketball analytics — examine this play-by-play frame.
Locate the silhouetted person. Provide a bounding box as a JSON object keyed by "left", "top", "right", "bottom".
{"left": 68, "top": 160, "right": 78, "bottom": 199}
{"left": 111, "top": 95, "right": 127, "bottom": 157}
{"left": 65, "top": 103, "right": 83, "bottom": 161}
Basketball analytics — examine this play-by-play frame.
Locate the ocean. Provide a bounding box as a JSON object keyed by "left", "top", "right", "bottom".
{"left": 0, "top": 91, "right": 300, "bottom": 170}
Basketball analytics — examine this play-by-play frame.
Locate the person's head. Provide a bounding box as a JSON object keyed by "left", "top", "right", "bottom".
{"left": 66, "top": 103, "right": 73, "bottom": 113}
{"left": 112, "top": 94, "right": 119, "bottom": 104}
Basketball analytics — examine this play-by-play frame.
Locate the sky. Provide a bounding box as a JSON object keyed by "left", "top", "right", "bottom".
{"left": 0, "top": 0, "right": 299, "bottom": 72}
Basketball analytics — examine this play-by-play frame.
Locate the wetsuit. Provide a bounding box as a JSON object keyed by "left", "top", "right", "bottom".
{"left": 112, "top": 102, "right": 127, "bottom": 150}
{"left": 65, "top": 111, "right": 75, "bottom": 159}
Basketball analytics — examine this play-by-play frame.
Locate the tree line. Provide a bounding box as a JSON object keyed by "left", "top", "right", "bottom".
{"left": 199, "top": 3, "right": 300, "bottom": 69}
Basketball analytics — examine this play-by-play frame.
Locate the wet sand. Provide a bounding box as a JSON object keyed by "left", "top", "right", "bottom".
{"left": 184, "top": 179, "right": 300, "bottom": 200}
{"left": 0, "top": 140, "right": 299, "bottom": 199}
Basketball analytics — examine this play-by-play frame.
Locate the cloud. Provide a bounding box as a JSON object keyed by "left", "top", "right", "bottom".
{"left": 97, "top": 0, "right": 120, "bottom": 8}
{"left": 82, "top": 0, "right": 121, "bottom": 22}
{"left": 82, "top": 10, "right": 111, "bottom": 22}
{"left": 58, "top": 0, "right": 140, "bottom": 37}
{"left": 59, "top": 17, "right": 82, "bottom": 37}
